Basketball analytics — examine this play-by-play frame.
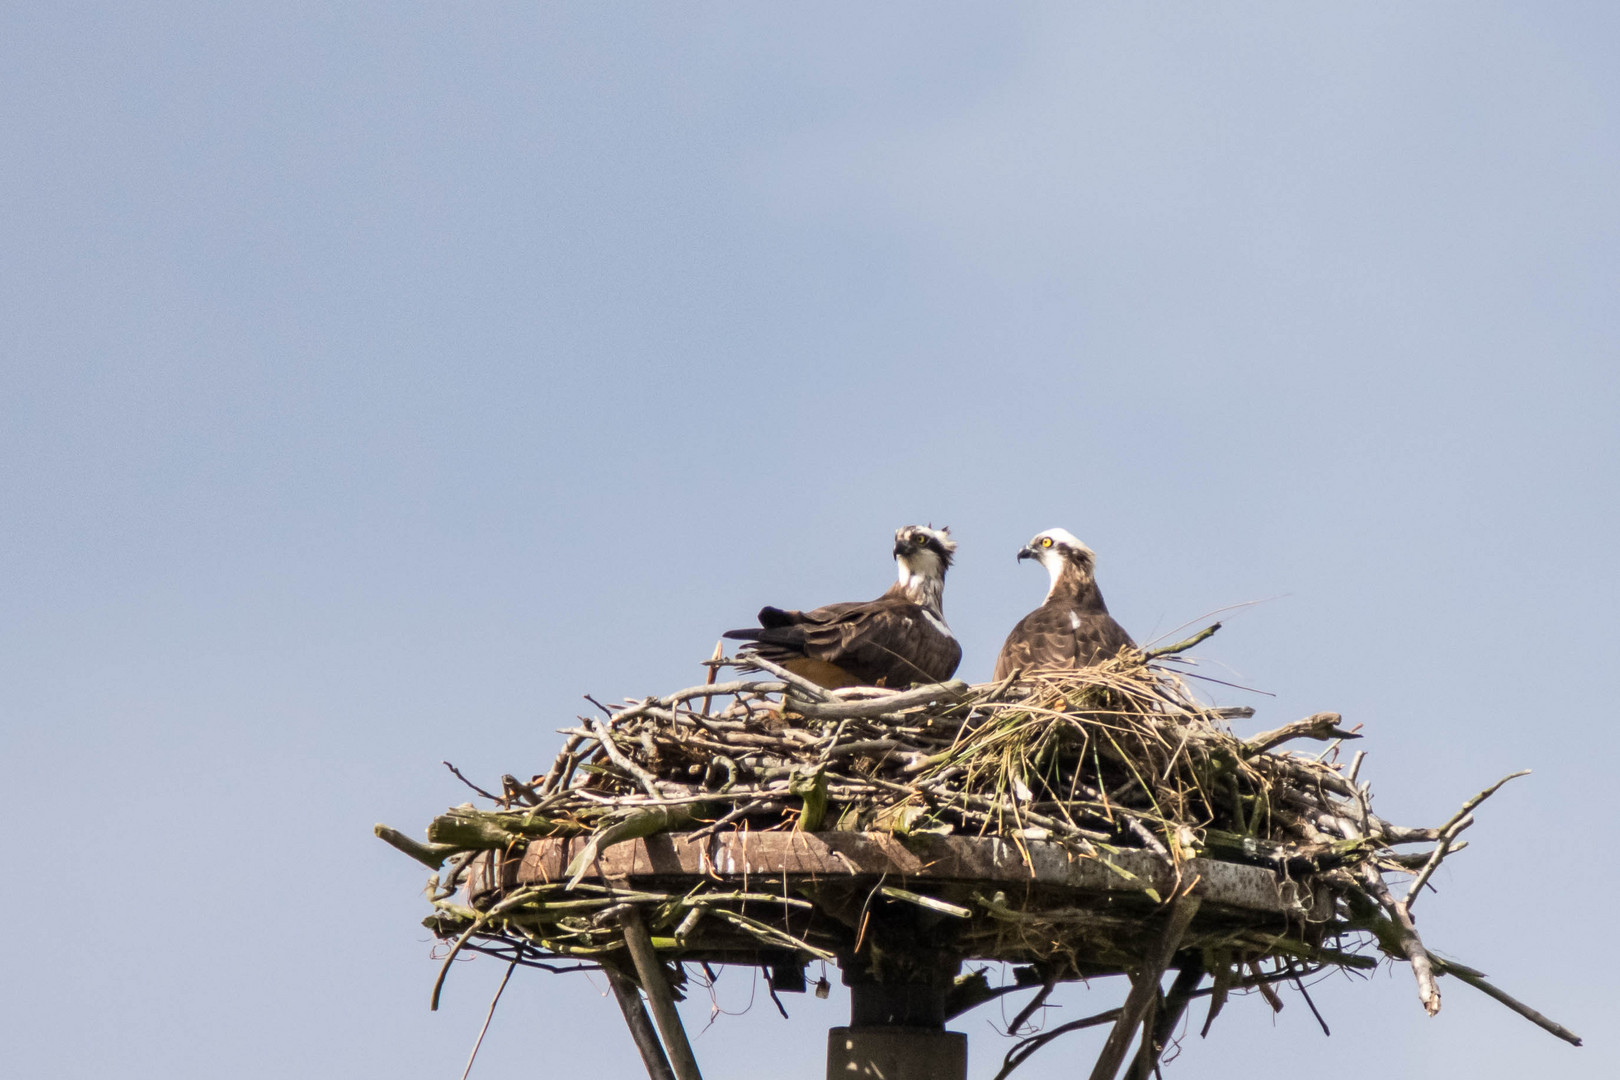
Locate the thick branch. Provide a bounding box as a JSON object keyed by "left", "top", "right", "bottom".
{"left": 1360, "top": 869, "right": 1440, "bottom": 1016}
{"left": 1088, "top": 895, "right": 1202, "bottom": 1080}
{"left": 373, "top": 823, "right": 457, "bottom": 869}
{"left": 722, "top": 653, "right": 833, "bottom": 701}
{"left": 785, "top": 679, "right": 971, "bottom": 719}
{"left": 1128, "top": 958, "right": 1204, "bottom": 1080}
{"left": 607, "top": 966, "right": 679, "bottom": 1080}
{"left": 1243, "top": 713, "right": 1360, "bottom": 756}
{"left": 621, "top": 906, "right": 704, "bottom": 1080}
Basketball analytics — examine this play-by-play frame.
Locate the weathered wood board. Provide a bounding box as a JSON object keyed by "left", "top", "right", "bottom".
{"left": 471, "top": 831, "right": 1328, "bottom": 920}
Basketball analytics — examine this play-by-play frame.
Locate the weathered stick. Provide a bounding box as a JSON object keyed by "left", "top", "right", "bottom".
{"left": 443, "top": 760, "right": 501, "bottom": 801}
{"left": 1088, "top": 894, "right": 1202, "bottom": 1080}
{"left": 373, "top": 823, "right": 457, "bottom": 868}
{"left": 1430, "top": 956, "right": 1582, "bottom": 1047}
{"left": 1243, "top": 713, "right": 1360, "bottom": 756}
{"left": 785, "top": 679, "right": 971, "bottom": 719}
{"left": 606, "top": 966, "right": 679, "bottom": 1080}
{"left": 586, "top": 716, "right": 666, "bottom": 799}
{"left": 722, "top": 653, "right": 834, "bottom": 701}
{"left": 1075, "top": 781, "right": 1169, "bottom": 857}
{"left": 1144, "top": 622, "right": 1221, "bottom": 659}
{"left": 698, "top": 640, "right": 724, "bottom": 717}
{"left": 1400, "top": 770, "right": 1529, "bottom": 916}
{"left": 1398, "top": 813, "right": 1473, "bottom": 912}
{"left": 620, "top": 906, "right": 703, "bottom": 1080}
{"left": 1002, "top": 975, "right": 1057, "bottom": 1035}
{"left": 1127, "top": 958, "right": 1204, "bottom": 1080}
{"left": 459, "top": 960, "right": 516, "bottom": 1080}
{"left": 1360, "top": 868, "right": 1440, "bottom": 1016}
{"left": 993, "top": 1006, "right": 1123, "bottom": 1080}
{"left": 431, "top": 887, "right": 542, "bottom": 1010}
{"left": 537, "top": 733, "right": 588, "bottom": 796}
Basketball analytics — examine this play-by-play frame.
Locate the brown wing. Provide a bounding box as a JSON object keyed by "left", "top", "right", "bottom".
{"left": 994, "top": 602, "right": 1134, "bottom": 681}
{"left": 796, "top": 598, "right": 962, "bottom": 686}
{"left": 725, "top": 596, "right": 961, "bottom": 687}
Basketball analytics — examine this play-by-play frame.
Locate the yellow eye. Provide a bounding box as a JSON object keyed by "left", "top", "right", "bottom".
{"left": 1040, "top": 537, "right": 1054, "bottom": 548}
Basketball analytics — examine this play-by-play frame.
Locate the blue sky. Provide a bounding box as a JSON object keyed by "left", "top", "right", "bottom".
{"left": 3, "top": 5, "right": 1616, "bottom": 1078}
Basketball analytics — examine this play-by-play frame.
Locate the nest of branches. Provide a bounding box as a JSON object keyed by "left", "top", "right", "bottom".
{"left": 379, "top": 627, "right": 1578, "bottom": 1078}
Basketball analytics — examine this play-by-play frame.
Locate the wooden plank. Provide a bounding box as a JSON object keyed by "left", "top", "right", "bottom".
{"left": 486, "top": 831, "right": 1327, "bottom": 917}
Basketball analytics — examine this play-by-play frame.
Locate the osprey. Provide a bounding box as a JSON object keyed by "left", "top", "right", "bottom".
{"left": 723, "top": 526, "right": 963, "bottom": 689}
{"left": 993, "top": 528, "right": 1134, "bottom": 681}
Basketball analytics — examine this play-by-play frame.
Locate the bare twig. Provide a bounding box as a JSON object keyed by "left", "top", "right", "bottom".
{"left": 1401, "top": 770, "right": 1529, "bottom": 916}
{"left": 459, "top": 960, "right": 516, "bottom": 1080}
{"left": 698, "top": 641, "right": 724, "bottom": 716}
{"left": 443, "top": 761, "right": 501, "bottom": 803}
{"left": 1144, "top": 622, "right": 1221, "bottom": 659}
{"left": 586, "top": 716, "right": 665, "bottom": 799}
{"left": 1003, "top": 974, "right": 1057, "bottom": 1035}
{"left": 1431, "top": 956, "right": 1582, "bottom": 1047}
{"left": 1293, "top": 972, "right": 1330, "bottom": 1037}
{"left": 993, "top": 1006, "right": 1122, "bottom": 1080}
{"left": 431, "top": 887, "right": 542, "bottom": 1011}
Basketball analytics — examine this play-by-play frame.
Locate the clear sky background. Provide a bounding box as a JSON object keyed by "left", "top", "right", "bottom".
{"left": 3, "top": 5, "right": 1616, "bottom": 1078}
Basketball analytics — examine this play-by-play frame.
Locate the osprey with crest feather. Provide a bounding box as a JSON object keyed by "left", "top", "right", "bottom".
{"left": 723, "top": 526, "right": 963, "bottom": 689}
{"left": 994, "top": 528, "right": 1135, "bottom": 681}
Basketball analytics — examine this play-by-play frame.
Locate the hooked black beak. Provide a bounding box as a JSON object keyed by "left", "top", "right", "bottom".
{"left": 894, "top": 538, "right": 919, "bottom": 558}
{"left": 1017, "top": 545, "right": 1036, "bottom": 563}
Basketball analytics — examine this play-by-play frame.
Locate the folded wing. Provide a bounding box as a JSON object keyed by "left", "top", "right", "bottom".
{"left": 726, "top": 593, "right": 962, "bottom": 689}
{"left": 994, "top": 603, "right": 1133, "bottom": 681}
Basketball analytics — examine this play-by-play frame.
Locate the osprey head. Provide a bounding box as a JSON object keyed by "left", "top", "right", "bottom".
{"left": 894, "top": 524, "right": 955, "bottom": 569}
{"left": 893, "top": 525, "right": 955, "bottom": 606}
{"left": 1018, "top": 527, "right": 1097, "bottom": 593}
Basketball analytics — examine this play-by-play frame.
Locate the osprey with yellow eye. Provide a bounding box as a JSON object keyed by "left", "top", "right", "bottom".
{"left": 723, "top": 526, "right": 962, "bottom": 689}
{"left": 993, "top": 527, "right": 1134, "bottom": 681}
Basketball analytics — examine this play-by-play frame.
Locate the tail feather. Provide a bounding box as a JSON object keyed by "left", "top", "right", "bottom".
{"left": 724, "top": 606, "right": 803, "bottom": 647}
{"left": 756, "top": 606, "right": 796, "bottom": 628}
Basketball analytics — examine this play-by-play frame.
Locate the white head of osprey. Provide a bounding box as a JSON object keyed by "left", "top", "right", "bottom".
{"left": 891, "top": 524, "right": 956, "bottom": 611}
{"left": 1017, "top": 527, "right": 1098, "bottom": 598}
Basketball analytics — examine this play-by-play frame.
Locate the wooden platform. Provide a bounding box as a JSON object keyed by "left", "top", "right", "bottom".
{"left": 469, "top": 830, "right": 1330, "bottom": 921}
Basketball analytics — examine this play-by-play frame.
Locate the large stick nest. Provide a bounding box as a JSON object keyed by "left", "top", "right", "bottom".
{"left": 380, "top": 628, "right": 1578, "bottom": 1070}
